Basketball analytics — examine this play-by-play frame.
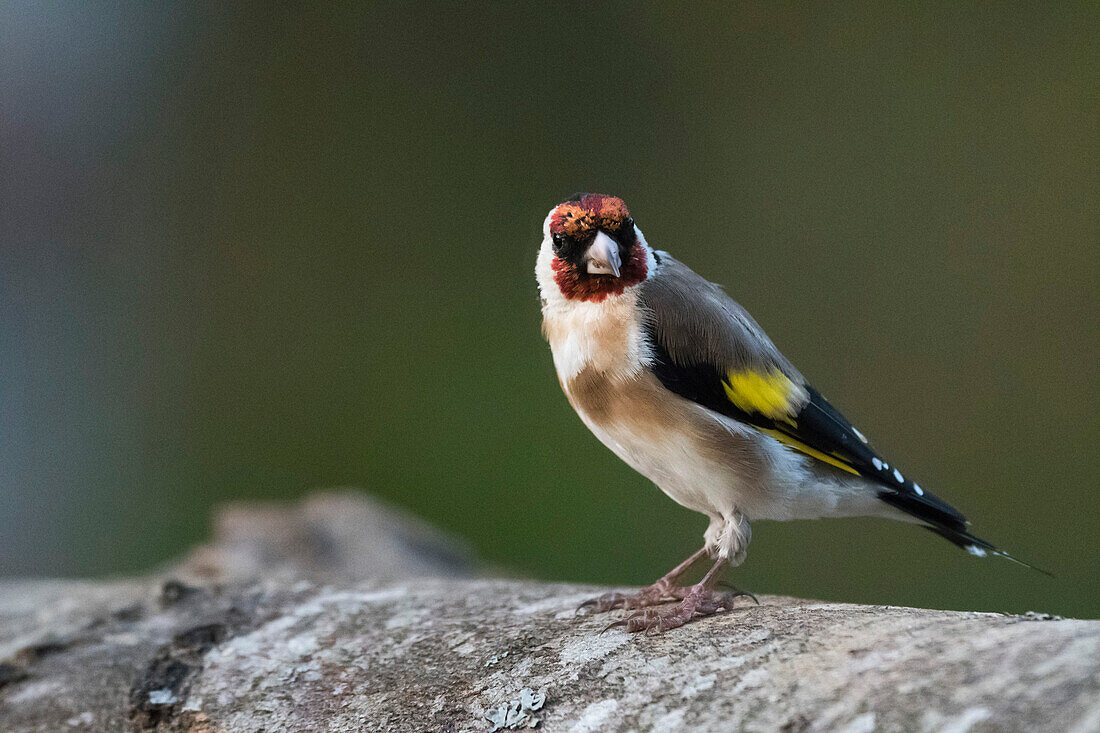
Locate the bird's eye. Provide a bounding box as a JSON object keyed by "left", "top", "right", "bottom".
{"left": 617, "top": 218, "right": 636, "bottom": 244}
{"left": 552, "top": 234, "right": 566, "bottom": 253}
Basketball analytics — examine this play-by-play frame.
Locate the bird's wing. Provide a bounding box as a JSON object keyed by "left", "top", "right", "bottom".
{"left": 638, "top": 253, "right": 968, "bottom": 530}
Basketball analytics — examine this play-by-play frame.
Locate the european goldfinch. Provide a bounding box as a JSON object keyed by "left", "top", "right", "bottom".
{"left": 536, "top": 193, "right": 1035, "bottom": 633}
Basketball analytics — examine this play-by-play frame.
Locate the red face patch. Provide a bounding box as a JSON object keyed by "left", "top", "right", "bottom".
{"left": 551, "top": 242, "right": 648, "bottom": 303}
{"left": 548, "top": 194, "right": 646, "bottom": 302}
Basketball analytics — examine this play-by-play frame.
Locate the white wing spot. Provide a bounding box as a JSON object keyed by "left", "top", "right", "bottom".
{"left": 852, "top": 427, "right": 869, "bottom": 444}
{"left": 872, "top": 458, "right": 883, "bottom": 471}
{"left": 913, "top": 483, "right": 924, "bottom": 496}
{"left": 966, "top": 546, "right": 988, "bottom": 557}
{"left": 893, "top": 468, "right": 904, "bottom": 483}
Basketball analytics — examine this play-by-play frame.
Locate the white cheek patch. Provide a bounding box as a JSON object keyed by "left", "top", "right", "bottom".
{"left": 635, "top": 226, "right": 659, "bottom": 275}
{"left": 534, "top": 240, "right": 560, "bottom": 304}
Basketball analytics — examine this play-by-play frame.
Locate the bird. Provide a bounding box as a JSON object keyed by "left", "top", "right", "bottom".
{"left": 535, "top": 192, "right": 1040, "bottom": 633}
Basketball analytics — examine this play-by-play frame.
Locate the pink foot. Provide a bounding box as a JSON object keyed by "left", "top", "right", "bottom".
{"left": 606, "top": 586, "right": 753, "bottom": 633}
{"left": 577, "top": 579, "right": 688, "bottom": 614}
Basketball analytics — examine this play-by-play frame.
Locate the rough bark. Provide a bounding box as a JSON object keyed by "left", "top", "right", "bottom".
{"left": 0, "top": 491, "right": 1096, "bottom": 732}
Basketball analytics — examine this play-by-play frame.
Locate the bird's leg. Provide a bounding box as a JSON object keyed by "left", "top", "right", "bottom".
{"left": 607, "top": 555, "right": 751, "bottom": 633}
{"left": 577, "top": 547, "right": 708, "bottom": 614}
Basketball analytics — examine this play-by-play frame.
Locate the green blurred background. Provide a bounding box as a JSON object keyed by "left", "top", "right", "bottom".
{"left": 2, "top": 3, "right": 1097, "bottom": 617}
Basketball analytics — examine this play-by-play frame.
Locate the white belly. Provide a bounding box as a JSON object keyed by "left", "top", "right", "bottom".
{"left": 575, "top": 399, "right": 887, "bottom": 525}
{"left": 574, "top": 405, "right": 744, "bottom": 519}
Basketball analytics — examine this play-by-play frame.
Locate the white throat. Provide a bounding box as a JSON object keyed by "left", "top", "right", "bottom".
{"left": 535, "top": 210, "right": 658, "bottom": 382}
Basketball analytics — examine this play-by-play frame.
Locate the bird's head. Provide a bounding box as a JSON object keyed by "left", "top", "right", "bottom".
{"left": 537, "top": 193, "right": 652, "bottom": 303}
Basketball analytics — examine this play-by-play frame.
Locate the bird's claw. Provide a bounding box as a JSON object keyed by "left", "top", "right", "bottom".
{"left": 605, "top": 587, "right": 750, "bottom": 633}
{"left": 716, "top": 581, "right": 759, "bottom": 605}
{"left": 576, "top": 591, "right": 629, "bottom": 614}
{"left": 576, "top": 581, "right": 681, "bottom": 615}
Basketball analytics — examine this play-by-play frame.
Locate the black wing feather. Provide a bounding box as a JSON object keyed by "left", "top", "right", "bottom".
{"left": 647, "top": 335, "right": 969, "bottom": 533}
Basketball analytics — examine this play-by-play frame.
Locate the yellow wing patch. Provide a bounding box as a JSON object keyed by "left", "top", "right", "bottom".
{"left": 759, "top": 429, "right": 861, "bottom": 476}
{"left": 722, "top": 369, "right": 858, "bottom": 474}
{"left": 722, "top": 368, "right": 804, "bottom": 421}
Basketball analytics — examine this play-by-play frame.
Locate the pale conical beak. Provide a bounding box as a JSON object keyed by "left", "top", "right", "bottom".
{"left": 584, "top": 230, "right": 622, "bottom": 277}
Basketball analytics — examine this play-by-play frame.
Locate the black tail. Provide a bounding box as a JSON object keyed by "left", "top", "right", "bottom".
{"left": 878, "top": 488, "right": 1051, "bottom": 576}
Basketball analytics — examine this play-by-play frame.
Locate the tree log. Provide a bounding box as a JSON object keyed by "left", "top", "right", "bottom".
{"left": 0, "top": 491, "right": 1096, "bottom": 732}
